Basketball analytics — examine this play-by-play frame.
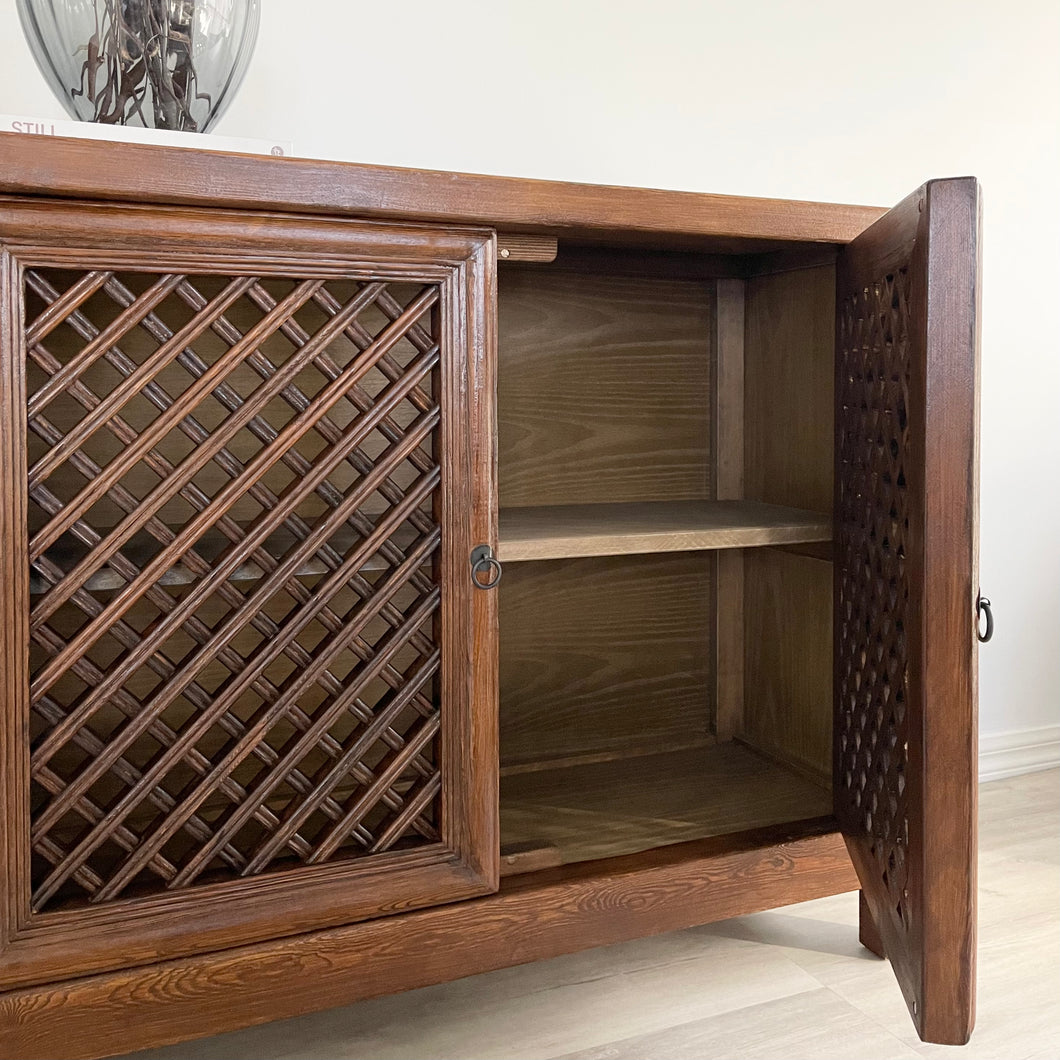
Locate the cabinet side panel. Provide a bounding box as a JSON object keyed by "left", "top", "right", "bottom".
{"left": 743, "top": 550, "right": 832, "bottom": 779}
{"left": 742, "top": 265, "right": 834, "bottom": 776}
{"left": 744, "top": 264, "right": 835, "bottom": 511}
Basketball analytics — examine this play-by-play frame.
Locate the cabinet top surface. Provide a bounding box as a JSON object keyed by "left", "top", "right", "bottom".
{"left": 0, "top": 132, "right": 886, "bottom": 251}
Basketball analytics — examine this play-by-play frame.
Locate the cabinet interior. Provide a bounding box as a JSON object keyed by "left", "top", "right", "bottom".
{"left": 496, "top": 244, "right": 836, "bottom": 875}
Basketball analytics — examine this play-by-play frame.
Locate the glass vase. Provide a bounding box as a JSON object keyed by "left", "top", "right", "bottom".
{"left": 16, "top": 0, "right": 261, "bottom": 133}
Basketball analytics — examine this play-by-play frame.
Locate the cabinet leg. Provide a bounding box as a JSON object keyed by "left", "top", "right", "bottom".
{"left": 859, "top": 890, "right": 886, "bottom": 958}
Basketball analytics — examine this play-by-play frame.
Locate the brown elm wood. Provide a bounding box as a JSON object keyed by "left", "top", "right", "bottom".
{"left": 497, "top": 233, "right": 558, "bottom": 262}
{"left": 741, "top": 550, "right": 833, "bottom": 781}
{"left": 497, "top": 267, "right": 713, "bottom": 507}
{"left": 713, "top": 279, "right": 746, "bottom": 504}
{"left": 714, "top": 551, "right": 744, "bottom": 742}
{"left": 498, "top": 841, "right": 563, "bottom": 877}
{"left": 498, "top": 500, "right": 832, "bottom": 562}
{"left": 769, "top": 539, "right": 835, "bottom": 563}
{"left": 498, "top": 552, "right": 713, "bottom": 771}
{"left": 744, "top": 264, "right": 835, "bottom": 513}
{"left": 548, "top": 244, "right": 744, "bottom": 280}
{"left": 498, "top": 739, "right": 720, "bottom": 779}
{"left": 741, "top": 264, "right": 835, "bottom": 783}
{"left": 0, "top": 248, "right": 31, "bottom": 975}
{"left": 859, "top": 889, "right": 886, "bottom": 959}
{"left": 0, "top": 200, "right": 500, "bottom": 990}
{"left": 0, "top": 139, "right": 981, "bottom": 1053}
{"left": 0, "top": 819, "right": 859, "bottom": 1060}
{"left": 743, "top": 243, "right": 841, "bottom": 278}
{"left": 0, "top": 133, "right": 885, "bottom": 249}
{"left": 500, "top": 744, "right": 831, "bottom": 866}
{"left": 30, "top": 522, "right": 426, "bottom": 593}
{"left": 713, "top": 279, "right": 745, "bottom": 742}
{"left": 834, "top": 178, "right": 980, "bottom": 1045}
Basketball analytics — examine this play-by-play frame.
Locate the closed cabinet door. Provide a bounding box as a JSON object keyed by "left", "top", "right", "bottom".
{"left": 834, "top": 178, "right": 980, "bottom": 1044}
{"left": 0, "top": 198, "right": 498, "bottom": 988}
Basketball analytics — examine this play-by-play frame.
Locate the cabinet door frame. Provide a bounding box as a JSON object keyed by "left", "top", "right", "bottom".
{"left": 834, "top": 177, "right": 980, "bottom": 1044}
{"left": 0, "top": 198, "right": 498, "bottom": 989}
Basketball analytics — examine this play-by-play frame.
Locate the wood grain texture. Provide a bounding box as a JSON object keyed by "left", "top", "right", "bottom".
{"left": 743, "top": 243, "right": 841, "bottom": 278}
{"left": 29, "top": 523, "right": 427, "bottom": 593}
{"left": 498, "top": 501, "right": 831, "bottom": 562}
{"left": 498, "top": 553, "right": 712, "bottom": 770}
{"left": 714, "top": 550, "right": 744, "bottom": 742}
{"left": 714, "top": 278, "right": 745, "bottom": 501}
{"left": 498, "top": 268, "right": 712, "bottom": 507}
{"left": 834, "top": 178, "right": 980, "bottom": 1045}
{"left": 498, "top": 841, "right": 562, "bottom": 877}
{"left": 0, "top": 139, "right": 980, "bottom": 1054}
{"left": 76, "top": 772, "right": 1049, "bottom": 1060}
{"left": 548, "top": 244, "right": 743, "bottom": 280}
{"left": 500, "top": 744, "right": 831, "bottom": 866}
{"left": 741, "top": 550, "right": 833, "bottom": 780}
{"left": 0, "top": 248, "right": 31, "bottom": 980}
{"left": 0, "top": 820, "right": 859, "bottom": 1060}
{"left": 859, "top": 889, "right": 886, "bottom": 958}
{"left": 713, "top": 279, "right": 746, "bottom": 741}
{"left": 0, "top": 133, "right": 886, "bottom": 248}
{"left": 497, "top": 234, "right": 558, "bottom": 263}
{"left": 742, "top": 264, "right": 834, "bottom": 784}
{"left": 768, "top": 540, "right": 834, "bottom": 563}
{"left": 0, "top": 201, "right": 499, "bottom": 990}
{"left": 744, "top": 264, "right": 835, "bottom": 513}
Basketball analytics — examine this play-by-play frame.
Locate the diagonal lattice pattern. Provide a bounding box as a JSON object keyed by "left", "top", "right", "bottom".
{"left": 835, "top": 266, "right": 913, "bottom": 936}
{"left": 25, "top": 268, "right": 445, "bottom": 913}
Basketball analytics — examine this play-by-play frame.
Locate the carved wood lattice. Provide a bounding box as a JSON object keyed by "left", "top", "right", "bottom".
{"left": 25, "top": 268, "right": 444, "bottom": 913}
{"left": 836, "top": 266, "right": 913, "bottom": 935}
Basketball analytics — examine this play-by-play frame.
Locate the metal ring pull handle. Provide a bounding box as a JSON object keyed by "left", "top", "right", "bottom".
{"left": 976, "top": 594, "right": 993, "bottom": 643}
{"left": 470, "top": 544, "right": 502, "bottom": 590}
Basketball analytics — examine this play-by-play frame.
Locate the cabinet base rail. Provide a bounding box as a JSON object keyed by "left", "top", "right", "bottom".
{"left": 1, "top": 817, "right": 858, "bottom": 1060}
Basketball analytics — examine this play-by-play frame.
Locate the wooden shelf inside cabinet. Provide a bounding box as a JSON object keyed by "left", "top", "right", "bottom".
{"left": 500, "top": 744, "right": 831, "bottom": 871}
{"left": 29, "top": 521, "right": 427, "bottom": 595}
{"left": 497, "top": 500, "right": 832, "bottom": 563}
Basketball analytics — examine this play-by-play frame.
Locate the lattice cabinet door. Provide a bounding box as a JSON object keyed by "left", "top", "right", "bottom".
{"left": 834, "top": 178, "right": 980, "bottom": 1045}
{"left": 0, "top": 198, "right": 498, "bottom": 989}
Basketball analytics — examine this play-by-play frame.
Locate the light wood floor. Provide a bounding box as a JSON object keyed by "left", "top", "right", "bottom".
{"left": 120, "top": 769, "right": 1059, "bottom": 1060}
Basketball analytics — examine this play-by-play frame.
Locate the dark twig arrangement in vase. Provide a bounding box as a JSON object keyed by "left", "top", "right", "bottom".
{"left": 17, "top": 0, "right": 260, "bottom": 133}
{"left": 77, "top": 1, "right": 206, "bottom": 130}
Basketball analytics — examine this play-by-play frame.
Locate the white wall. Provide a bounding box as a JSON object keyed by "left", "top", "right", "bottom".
{"left": 1, "top": 0, "right": 1058, "bottom": 749}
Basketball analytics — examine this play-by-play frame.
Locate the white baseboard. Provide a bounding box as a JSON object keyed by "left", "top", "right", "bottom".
{"left": 979, "top": 725, "right": 1060, "bottom": 782}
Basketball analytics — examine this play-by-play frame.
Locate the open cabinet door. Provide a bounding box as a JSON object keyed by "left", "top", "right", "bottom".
{"left": 834, "top": 178, "right": 980, "bottom": 1044}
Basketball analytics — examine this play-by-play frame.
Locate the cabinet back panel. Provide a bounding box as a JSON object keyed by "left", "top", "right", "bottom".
{"left": 498, "top": 268, "right": 713, "bottom": 507}
{"left": 499, "top": 552, "right": 713, "bottom": 770}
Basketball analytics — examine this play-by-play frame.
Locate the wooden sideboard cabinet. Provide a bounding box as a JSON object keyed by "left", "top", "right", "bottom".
{"left": 0, "top": 134, "right": 981, "bottom": 1059}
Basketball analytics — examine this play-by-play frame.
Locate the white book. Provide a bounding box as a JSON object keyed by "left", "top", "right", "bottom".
{"left": 0, "top": 113, "right": 293, "bottom": 157}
